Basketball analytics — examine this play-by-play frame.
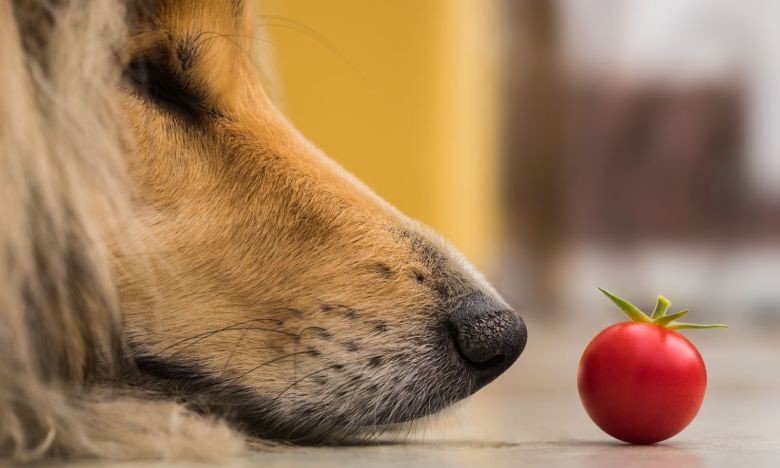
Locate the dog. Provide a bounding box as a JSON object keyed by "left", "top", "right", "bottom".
{"left": 0, "top": 0, "right": 526, "bottom": 461}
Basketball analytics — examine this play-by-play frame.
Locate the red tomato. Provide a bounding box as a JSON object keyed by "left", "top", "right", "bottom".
{"left": 578, "top": 289, "right": 725, "bottom": 444}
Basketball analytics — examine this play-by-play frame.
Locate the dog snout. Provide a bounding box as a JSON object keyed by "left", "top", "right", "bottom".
{"left": 447, "top": 293, "right": 527, "bottom": 389}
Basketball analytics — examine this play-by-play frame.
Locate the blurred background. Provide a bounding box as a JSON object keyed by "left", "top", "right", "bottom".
{"left": 255, "top": 0, "right": 780, "bottom": 334}
{"left": 253, "top": 0, "right": 780, "bottom": 462}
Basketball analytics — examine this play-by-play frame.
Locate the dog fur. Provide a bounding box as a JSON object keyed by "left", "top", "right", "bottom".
{"left": 0, "top": 0, "right": 518, "bottom": 461}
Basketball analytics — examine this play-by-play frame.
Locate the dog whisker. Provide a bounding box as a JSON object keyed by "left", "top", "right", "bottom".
{"left": 222, "top": 328, "right": 248, "bottom": 372}
{"left": 149, "top": 317, "right": 284, "bottom": 358}
{"left": 227, "top": 350, "right": 317, "bottom": 385}
{"left": 164, "top": 326, "right": 299, "bottom": 361}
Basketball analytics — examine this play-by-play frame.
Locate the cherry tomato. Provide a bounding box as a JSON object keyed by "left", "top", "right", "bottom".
{"left": 577, "top": 289, "right": 726, "bottom": 444}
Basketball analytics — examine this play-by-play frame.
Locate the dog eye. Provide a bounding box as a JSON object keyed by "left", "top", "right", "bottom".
{"left": 123, "top": 54, "right": 207, "bottom": 120}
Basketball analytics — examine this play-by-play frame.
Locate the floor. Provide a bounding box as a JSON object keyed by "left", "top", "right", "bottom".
{"left": 70, "top": 325, "right": 780, "bottom": 467}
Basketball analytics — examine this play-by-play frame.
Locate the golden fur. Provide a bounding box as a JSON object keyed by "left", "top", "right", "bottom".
{"left": 0, "top": 0, "right": 522, "bottom": 462}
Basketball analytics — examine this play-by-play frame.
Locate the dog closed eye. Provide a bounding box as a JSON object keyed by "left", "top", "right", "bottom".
{"left": 123, "top": 48, "right": 209, "bottom": 120}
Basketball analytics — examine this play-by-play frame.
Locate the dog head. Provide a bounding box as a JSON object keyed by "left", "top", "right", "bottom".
{"left": 117, "top": 0, "right": 526, "bottom": 441}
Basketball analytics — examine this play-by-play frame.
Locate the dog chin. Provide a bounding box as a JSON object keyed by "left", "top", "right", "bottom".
{"left": 237, "top": 378, "right": 471, "bottom": 442}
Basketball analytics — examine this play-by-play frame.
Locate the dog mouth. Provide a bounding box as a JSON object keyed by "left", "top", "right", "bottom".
{"left": 235, "top": 340, "right": 476, "bottom": 442}
{"left": 237, "top": 326, "right": 523, "bottom": 442}
{"left": 130, "top": 332, "right": 477, "bottom": 443}
{"left": 234, "top": 369, "right": 474, "bottom": 443}
{"left": 231, "top": 324, "right": 523, "bottom": 442}
{"left": 128, "top": 295, "right": 526, "bottom": 443}
{"left": 234, "top": 383, "right": 472, "bottom": 443}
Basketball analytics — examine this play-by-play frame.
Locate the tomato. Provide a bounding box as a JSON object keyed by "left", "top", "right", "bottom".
{"left": 577, "top": 289, "right": 726, "bottom": 445}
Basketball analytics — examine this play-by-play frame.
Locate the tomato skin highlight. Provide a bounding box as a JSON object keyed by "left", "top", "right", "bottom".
{"left": 577, "top": 322, "right": 707, "bottom": 444}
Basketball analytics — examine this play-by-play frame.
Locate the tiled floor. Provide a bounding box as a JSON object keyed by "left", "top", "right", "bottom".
{"left": 71, "top": 325, "right": 780, "bottom": 467}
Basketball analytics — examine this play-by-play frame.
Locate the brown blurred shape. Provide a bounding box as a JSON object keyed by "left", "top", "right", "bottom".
{"left": 500, "top": 1, "right": 746, "bottom": 317}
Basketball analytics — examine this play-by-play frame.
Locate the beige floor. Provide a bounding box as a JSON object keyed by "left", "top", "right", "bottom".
{"left": 70, "top": 325, "right": 780, "bottom": 467}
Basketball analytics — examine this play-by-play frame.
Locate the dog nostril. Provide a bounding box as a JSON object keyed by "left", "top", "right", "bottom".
{"left": 476, "top": 353, "right": 505, "bottom": 368}
{"left": 457, "top": 347, "right": 506, "bottom": 370}
{"left": 448, "top": 297, "right": 527, "bottom": 389}
{"left": 449, "top": 321, "right": 504, "bottom": 367}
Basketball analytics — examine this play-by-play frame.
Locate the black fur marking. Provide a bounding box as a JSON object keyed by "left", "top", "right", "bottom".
{"left": 373, "top": 262, "right": 395, "bottom": 279}
{"left": 123, "top": 46, "right": 209, "bottom": 121}
{"left": 413, "top": 271, "right": 426, "bottom": 283}
{"left": 127, "top": 351, "right": 300, "bottom": 439}
{"left": 327, "top": 304, "right": 359, "bottom": 320}
{"left": 132, "top": 354, "right": 216, "bottom": 390}
{"left": 372, "top": 322, "right": 388, "bottom": 334}
{"left": 344, "top": 308, "right": 359, "bottom": 320}
{"left": 368, "top": 356, "right": 383, "bottom": 368}
{"left": 320, "top": 304, "right": 334, "bottom": 312}
{"left": 344, "top": 341, "right": 360, "bottom": 352}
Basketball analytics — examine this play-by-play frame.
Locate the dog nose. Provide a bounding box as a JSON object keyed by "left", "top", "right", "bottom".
{"left": 448, "top": 293, "right": 527, "bottom": 389}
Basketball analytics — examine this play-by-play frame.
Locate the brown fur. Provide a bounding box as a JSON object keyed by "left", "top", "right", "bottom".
{"left": 1, "top": 0, "right": 517, "bottom": 461}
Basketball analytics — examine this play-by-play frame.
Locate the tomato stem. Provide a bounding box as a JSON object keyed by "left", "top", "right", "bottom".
{"left": 597, "top": 288, "right": 727, "bottom": 330}
{"left": 598, "top": 288, "right": 652, "bottom": 323}
{"left": 651, "top": 296, "right": 670, "bottom": 319}
{"left": 656, "top": 309, "right": 689, "bottom": 325}
{"left": 669, "top": 322, "right": 728, "bottom": 330}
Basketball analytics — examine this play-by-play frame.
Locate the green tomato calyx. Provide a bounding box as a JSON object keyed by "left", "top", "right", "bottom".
{"left": 597, "top": 288, "right": 727, "bottom": 330}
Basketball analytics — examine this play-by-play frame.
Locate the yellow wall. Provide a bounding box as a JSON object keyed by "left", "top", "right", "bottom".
{"left": 255, "top": 0, "right": 501, "bottom": 270}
